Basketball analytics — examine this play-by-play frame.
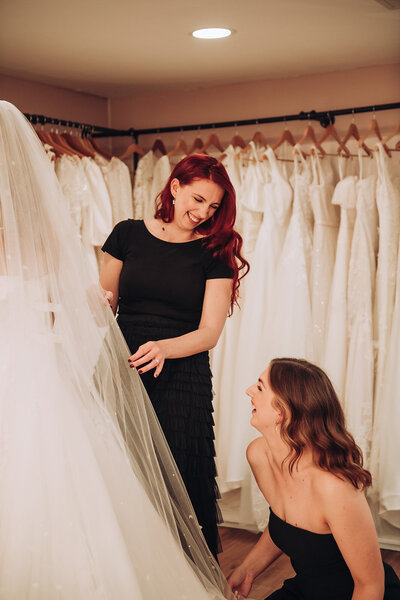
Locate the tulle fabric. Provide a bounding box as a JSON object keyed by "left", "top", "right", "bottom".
{"left": 0, "top": 101, "right": 236, "bottom": 599}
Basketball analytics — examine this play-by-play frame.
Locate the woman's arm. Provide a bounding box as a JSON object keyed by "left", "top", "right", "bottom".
{"left": 322, "top": 479, "right": 385, "bottom": 600}
{"left": 227, "top": 438, "right": 282, "bottom": 597}
{"left": 129, "top": 277, "right": 232, "bottom": 376}
{"left": 227, "top": 526, "right": 282, "bottom": 598}
{"left": 99, "top": 252, "right": 123, "bottom": 315}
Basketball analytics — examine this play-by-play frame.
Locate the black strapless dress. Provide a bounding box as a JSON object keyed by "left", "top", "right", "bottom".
{"left": 265, "top": 508, "right": 400, "bottom": 600}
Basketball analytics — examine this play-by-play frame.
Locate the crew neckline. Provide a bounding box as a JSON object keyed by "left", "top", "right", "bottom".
{"left": 142, "top": 220, "right": 204, "bottom": 245}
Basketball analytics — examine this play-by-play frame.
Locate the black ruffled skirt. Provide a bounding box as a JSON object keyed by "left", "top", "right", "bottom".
{"left": 118, "top": 314, "right": 222, "bottom": 558}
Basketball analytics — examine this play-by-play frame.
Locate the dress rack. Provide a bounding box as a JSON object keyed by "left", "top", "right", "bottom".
{"left": 25, "top": 101, "right": 400, "bottom": 143}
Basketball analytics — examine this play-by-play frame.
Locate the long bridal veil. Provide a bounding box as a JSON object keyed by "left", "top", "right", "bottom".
{"left": 0, "top": 101, "right": 236, "bottom": 599}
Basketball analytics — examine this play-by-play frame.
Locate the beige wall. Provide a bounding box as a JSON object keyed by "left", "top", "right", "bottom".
{"left": 0, "top": 74, "right": 109, "bottom": 126}
{"left": 109, "top": 63, "right": 400, "bottom": 155}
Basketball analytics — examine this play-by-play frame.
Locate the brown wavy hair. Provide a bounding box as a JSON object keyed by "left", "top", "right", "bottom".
{"left": 268, "top": 357, "right": 372, "bottom": 490}
{"left": 154, "top": 154, "right": 249, "bottom": 314}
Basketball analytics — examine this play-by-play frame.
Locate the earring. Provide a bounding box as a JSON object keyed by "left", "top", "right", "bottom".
{"left": 172, "top": 198, "right": 175, "bottom": 205}
{"left": 275, "top": 423, "right": 279, "bottom": 432}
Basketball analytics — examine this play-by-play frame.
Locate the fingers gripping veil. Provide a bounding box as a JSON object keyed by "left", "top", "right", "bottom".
{"left": 0, "top": 101, "right": 237, "bottom": 599}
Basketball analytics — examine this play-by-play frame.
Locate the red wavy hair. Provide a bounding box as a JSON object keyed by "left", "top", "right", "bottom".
{"left": 268, "top": 358, "right": 372, "bottom": 490}
{"left": 154, "top": 154, "right": 249, "bottom": 314}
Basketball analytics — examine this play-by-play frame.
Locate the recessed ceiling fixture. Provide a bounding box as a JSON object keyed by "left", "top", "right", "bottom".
{"left": 192, "top": 28, "right": 232, "bottom": 39}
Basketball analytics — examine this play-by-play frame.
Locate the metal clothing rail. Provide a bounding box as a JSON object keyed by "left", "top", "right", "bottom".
{"left": 24, "top": 112, "right": 134, "bottom": 138}
{"left": 25, "top": 102, "right": 400, "bottom": 141}
{"left": 126, "top": 102, "right": 400, "bottom": 142}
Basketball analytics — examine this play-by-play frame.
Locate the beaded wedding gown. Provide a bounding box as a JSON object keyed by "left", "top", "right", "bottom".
{"left": 0, "top": 101, "right": 234, "bottom": 600}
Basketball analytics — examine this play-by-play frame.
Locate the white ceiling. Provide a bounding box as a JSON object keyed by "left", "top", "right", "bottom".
{"left": 0, "top": 0, "right": 399, "bottom": 98}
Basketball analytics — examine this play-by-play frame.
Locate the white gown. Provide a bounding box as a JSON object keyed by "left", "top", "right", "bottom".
{"left": 344, "top": 155, "right": 378, "bottom": 467}
{"left": 212, "top": 145, "right": 266, "bottom": 491}
{"left": 0, "top": 278, "right": 222, "bottom": 600}
{"left": 323, "top": 168, "right": 357, "bottom": 404}
{"left": 132, "top": 150, "right": 157, "bottom": 219}
{"left": 369, "top": 143, "right": 400, "bottom": 516}
{"left": 227, "top": 147, "right": 292, "bottom": 486}
{"left": 309, "top": 152, "right": 339, "bottom": 365}
{"left": 95, "top": 155, "right": 133, "bottom": 225}
{"left": 267, "top": 146, "right": 314, "bottom": 361}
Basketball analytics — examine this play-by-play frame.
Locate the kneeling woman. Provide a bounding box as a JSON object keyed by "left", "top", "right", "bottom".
{"left": 228, "top": 358, "right": 400, "bottom": 599}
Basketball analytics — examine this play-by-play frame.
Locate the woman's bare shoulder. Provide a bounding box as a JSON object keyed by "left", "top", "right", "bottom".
{"left": 246, "top": 436, "right": 268, "bottom": 466}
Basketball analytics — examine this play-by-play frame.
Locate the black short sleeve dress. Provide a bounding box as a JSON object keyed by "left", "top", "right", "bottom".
{"left": 102, "top": 219, "right": 234, "bottom": 558}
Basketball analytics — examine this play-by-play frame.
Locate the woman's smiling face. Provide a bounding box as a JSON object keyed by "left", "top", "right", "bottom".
{"left": 247, "top": 366, "right": 282, "bottom": 433}
{"left": 170, "top": 177, "right": 223, "bottom": 231}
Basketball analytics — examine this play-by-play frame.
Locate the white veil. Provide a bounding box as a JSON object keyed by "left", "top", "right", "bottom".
{"left": 0, "top": 101, "right": 237, "bottom": 599}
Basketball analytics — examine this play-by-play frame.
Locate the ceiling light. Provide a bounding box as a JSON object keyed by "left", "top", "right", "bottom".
{"left": 192, "top": 28, "right": 232, "bottom": 39}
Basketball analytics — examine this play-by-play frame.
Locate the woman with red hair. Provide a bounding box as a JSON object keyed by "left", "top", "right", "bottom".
{"left": 227, "top": 358, "right": 400, "bottom": 599}
{"left": 100, "top": 154, "right": 248, "bottom": 558}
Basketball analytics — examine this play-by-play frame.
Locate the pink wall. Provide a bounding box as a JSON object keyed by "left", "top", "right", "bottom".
{"left": 109, "top": 63, "right": 400, "bottom": 155}
{"left": 0, "top": 74, "right": 109, "bottom": 126}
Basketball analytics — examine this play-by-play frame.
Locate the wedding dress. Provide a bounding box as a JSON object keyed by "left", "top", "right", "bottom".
{"left": 323, "top": 162, "right": 357, "bottom": 403}
{"left": 344, "top": 153, "right": 378, "bottom": 467}
{"left": 212, "top": 143, "right": 266, "bottom": 491}
{"left": 0, "top": 101, "right": 235, "bottom": 600}
{"left": 267, "top": 146, "right": 314, "bottom": 360}
{"left": 226, "top": 147, "right": 292, "bottom": 487}
{"left": 369, "top": 143, "right": 400, "bottom": 516}
{"left": 132, "top": 150, "right": 157, "bottom": 219}
{"left": 309, "top": 152, "right": 339, "bottom": 365}
{"left": 95, "top": 155, "right": 133, "bottom": 225}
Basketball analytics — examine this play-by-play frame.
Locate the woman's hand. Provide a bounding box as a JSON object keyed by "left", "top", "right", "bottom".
{"left": 101, "top": 288, "right": 113, "bottom": 307}
{"left": 128, "top": 340, "right": 167, "bottom": 378}
{"left": 226, "top": 566, "right": 254, "bottom": 598}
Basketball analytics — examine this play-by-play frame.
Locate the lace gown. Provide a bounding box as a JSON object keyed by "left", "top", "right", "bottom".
{"left": 309, "top": 152, "right": 339, "bottom": 365}
{"left": 369, "top": 144, "right": 400, "bottom": 521}
{"left": 323, "top": 170, "right": 357, "bottom": 403}
{"left": 344, "top": 157, "right": 378, "bottom": 467}
{"left": 212, "top": 146, "right": 265, "bottom": 490}
{"left": 267, "top": 147, "right": 314, "bottom": 361}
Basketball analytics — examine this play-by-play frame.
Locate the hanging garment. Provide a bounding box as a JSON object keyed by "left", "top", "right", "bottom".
{"left": 0, "top": 99, "right": 233, "bottom": 600}
{"left": 55, "top": 154, "right": 99, "bottom": 276}
{"left": 344, "top": 154, "right": 378, "bottom": 467}
{"left": 267, "top": 146, "right": 314, "bottom": 360}
{"left": 369, "top": 143, "right": 400, "bottom": 514}
{"left": 309, "top": 152, "right": 339, "bottom": 365}
{"left": 132, "top": 150, "right": 157, "bottom": 219}
{"left": 95, "top": 155, "right": 133, "bottom": 225}
{"left": 323, "top": 162, "right": 357, "bottom": 403}
{"left": 225, "top": 147, "right": 292, "bottom": 488}
{"left": 212, "top": 143, "right": 266, "bottom": 492}
{"left": 374, "top": 239, "right": 400, "bottom": 528}
{"left": 148, "top": 155, "right": 171, "bottom": 219}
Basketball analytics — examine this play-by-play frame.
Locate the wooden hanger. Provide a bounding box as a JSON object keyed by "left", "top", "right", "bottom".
{"left": 337, "top": 121, "right": 372, "bottom": 157}
{"left": 62, "top": 132, "right": 95, "bottom": 157}
{"left": 152, "top": 137, "right": 167, "bottom": 155}
{"left": 230, "top": 132, "right": 246, "bottom": 149}
{"left": 167, "top": 136, "right": 188, "bottom": 157}
{"left": 118, "top": 141, "right": 145, "bottom": 160}
{"left": 199, "top": 133, "right": 224, "bottom": 154}
{"left": 250, "top": 129, "right": 268, "bottom": 148}
{"left": 188, "top": 136, "right": 204, "bottom": 154}
{"left": 272, "top": 125, "right": 296, "bottom": 151}
{"left": 87, "top": 136, "right": 113, "bottom": 159}
{"left": 358, "top": 117, "right": 391, "bottom": 157}
{"left": 36, "top": 129, "right": 75, "bottom": 158}
{"left": 382, "top": 120, "right": 400, "bottom": 146}
{"left": 295, "top": 121, "right": 326, "bottom": 156}
{"left": 53, "top": 131, "right": 87, "bottom": 158}
{"left": 318, "top": 122, "right": 350, "bottom": 157}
